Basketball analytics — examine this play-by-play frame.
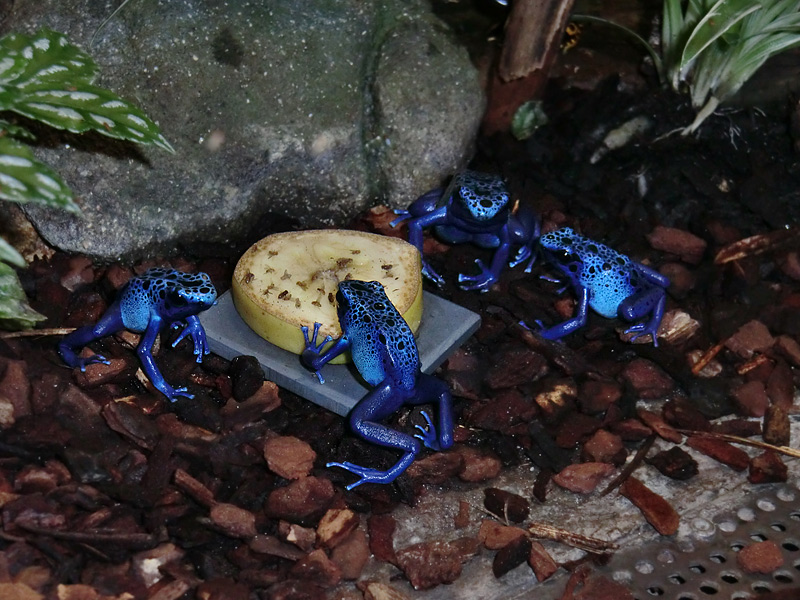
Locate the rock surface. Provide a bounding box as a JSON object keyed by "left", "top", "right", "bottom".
{"left": 5, "top": 0, "right": 484, "bottom": 260}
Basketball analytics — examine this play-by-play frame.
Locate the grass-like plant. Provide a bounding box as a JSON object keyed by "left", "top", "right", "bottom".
{"left": 0, "top": 28, "right": 172, "bottom": 329}
{"left": 576, "top": 0, "right": 800, "bottom": 133}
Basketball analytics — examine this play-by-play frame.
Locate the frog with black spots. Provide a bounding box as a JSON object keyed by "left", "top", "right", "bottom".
{"left": 300, "top": 279, "right": 453, "bottom": 490}
{"left": 528, "top": 227, "right": 670, "bottom": 346}
{"left": 59, "top": 268, "right": 217, "bottom": 401}
{"left": 391, "top": 170, "right": 539, "bottom": 291}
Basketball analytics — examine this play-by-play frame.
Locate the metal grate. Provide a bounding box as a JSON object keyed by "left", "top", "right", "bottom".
{"left": 603, "top": 484, "right": 800, "bottom": 599}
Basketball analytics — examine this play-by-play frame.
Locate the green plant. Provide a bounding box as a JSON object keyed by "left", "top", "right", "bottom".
{"left": 576, "top": 0, "right": 800, "bottom": 133}
{"left": 0, "top": 28, "right": 173, "bottom": 329}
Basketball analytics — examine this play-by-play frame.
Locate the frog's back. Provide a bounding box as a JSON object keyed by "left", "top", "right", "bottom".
{"left": 572, "top": 238, "right": 641, "bottom": 318}
{"left": 453, "top": 170, "right": 509, "bottom": 221}
{"left": 340, "top": 282, "right": 419, "bottom": 390}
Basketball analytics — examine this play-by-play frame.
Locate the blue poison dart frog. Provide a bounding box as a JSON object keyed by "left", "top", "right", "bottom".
{"left": 391, "top": 170, "right": 539, "bottom": 291}
{"left": 59, "top": 268, "right": 218, "bottom": 402}
{"left": 300, "top": 280, "right": 453, "bottom": 490}
{"left": 527, "top": 227, "right": 670, "bottom": 346}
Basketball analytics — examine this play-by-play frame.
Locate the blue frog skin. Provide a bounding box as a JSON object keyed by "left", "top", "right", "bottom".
{"left": 300, "top": 280, "right": 454, "bottom": 490}
{"left": 529, "top": 227, "right": 670, "bottom": 346}
{"left": 391, "top": 170, "right": 539, "bottom": 291}
{"left": 59, "top": 268, "right": 217, "bottom": 401}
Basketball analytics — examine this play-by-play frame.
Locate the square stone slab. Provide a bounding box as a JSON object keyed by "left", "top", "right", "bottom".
{"left": 199, "top": 291, "right": 481, "bottom": 416}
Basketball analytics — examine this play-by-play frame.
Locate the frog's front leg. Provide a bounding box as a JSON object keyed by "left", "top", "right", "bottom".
{"left": 390, "top": 187, "right": 443, "bottom": 226}
{"left": 393, "top": 205, "right": 448, "bottom": 286}
{"left": 408, "top": 374, "right": 453, "bottom": 452}
{"left": 327, "top": 382, "right": 419, "bottom": 490}
{"left": 508, "top": 206, "right": 540, "bottom": 273}
{"left": 58, "top": 303, "right": 122, "bottom": 370}
{"left": 618, "top": 286, "right": 667, "bottom": 346}
{"left": 530, "top": 285, "right": 590, "bottom": 340}
{"left": 171, "top": 315, "right": 210, "bottom": 363}
{"left": 458, "top": 225, "right": 511, "bottom": 291}
{"left": 138, "top": 315, "right": 193, "bottom": 402}
{"left": 300, "top": 322, "right": 350, "bottom": 384}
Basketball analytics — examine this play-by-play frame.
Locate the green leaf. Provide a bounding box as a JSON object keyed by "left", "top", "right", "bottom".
{"left": 0, "top": 29, "right": 98, "bottom": 109}
{"left": 0, "top": 261, "right": 45, "bottom": 330}
{"left": 0, "top": 237, "right": 24, "bottom": 268}
{"left": 12, "top": 84, "right": 174, "bottom": 152}
{"left": 511, "top": 100, "right": 548, "bottom": 141}
{"left": 679, "top": 0, "right": 762, "bottom": 82}
{"left": 0, "top": 134, "right": 79, "bottom": 212}
{"left": 0, "top": 118, "right": 35, "bottom": 141}
{"left": 0, "top": 28, "right": 173, "bottom": 152}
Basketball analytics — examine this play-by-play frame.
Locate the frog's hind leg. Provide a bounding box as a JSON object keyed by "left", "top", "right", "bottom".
{"left": 407, "top": 374, "right": 454, "bottom": 452}
{"left": 58, "top": 302, "right": 123, "bottom": 369}
{"left": 618, "top": 287, "right": 667, "bottom": 346}
{"left": 328, "top": 383, "right": 420, "bottom": 490}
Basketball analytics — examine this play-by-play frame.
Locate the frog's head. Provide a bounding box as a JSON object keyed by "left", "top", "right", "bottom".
{"left": 539, "top": 227, "right": 585, "bottom": 278}
{"left": 336, "top": 280, "right": 385, "bottom": 321}
{"left": 165, "top": 272, "right": 217, "bottom": 318}
{"left": 450, "top": 170, "right": 509, "bottom": 222}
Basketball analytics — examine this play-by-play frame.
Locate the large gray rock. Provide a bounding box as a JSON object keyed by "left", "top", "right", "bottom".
{"left": 5, "top": 0, "right": 484, "bottom": 260}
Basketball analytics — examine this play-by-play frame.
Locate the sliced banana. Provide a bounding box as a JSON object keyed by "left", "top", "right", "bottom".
{"left": 232, "top": 230, "right": 422, "bottom": 363}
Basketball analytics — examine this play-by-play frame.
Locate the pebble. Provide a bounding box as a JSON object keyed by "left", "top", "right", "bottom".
{"left": 552, "top": 462, "right": 614, "bottom": 494}
{"left": 263, "top": 436, "right": 316, "bottom": 480}
{"left": 737, "top": 540, "right": 784, "bottom": 574}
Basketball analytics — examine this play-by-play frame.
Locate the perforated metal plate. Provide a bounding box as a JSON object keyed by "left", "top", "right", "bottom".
{"left": 601, "top": 483, "right": 800, "bottom": 599}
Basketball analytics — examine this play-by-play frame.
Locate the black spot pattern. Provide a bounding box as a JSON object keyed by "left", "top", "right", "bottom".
{"left": 119, "top": 268, "right": 217, "bottom": 331}
{"left": 337, "top": 280, "right": 418, "bottom": 389}
{"left": 454, "top": 170, "right": 509, "bottom": 221}
{"left": 540, "top": 227, "right": 642, "bottom": 319}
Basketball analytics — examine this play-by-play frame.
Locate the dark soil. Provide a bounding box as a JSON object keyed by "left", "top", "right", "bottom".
{"left": 2, "top": 63, "right": 800, "bottom": 600}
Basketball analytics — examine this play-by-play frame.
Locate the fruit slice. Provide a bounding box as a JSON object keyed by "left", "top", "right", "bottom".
{"left": 232, "top": 229, "right": 423, "bottom": 363}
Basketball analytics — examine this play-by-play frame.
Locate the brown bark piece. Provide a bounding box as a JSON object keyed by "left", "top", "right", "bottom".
{"left": 637, "top": 409, "right": 683, "bottom": 443}
{"left": 581, "top": 429, "right": 627, "bottom": 466}
{"left": 405, "top": 451, "right": 463, "bottom": 485}
{"left": 748, "top": 451, "right": 788, "bottom": 484}
{"left": 737, "top": 540, "right": 784, "bottom": 574}
{"left": 316, "top": 508, "right": 359, "bottom": 550}
{"left": 331, "top": 527, "right": 370, "bottom": 580}
{"left": 646, "top": 226, "right": 707, "bottom": 265}
{"left": 579, "top": 380, "right": 622, "bottom": 414}
{"left": 493, "top": 535, "right": 532, "bottom": 578}
{"left": 360, "top": 581, "right": 411, "bottom": 600}
{"left": 552, "top": 462, "right": 615, "bottom": 494}
{"left": 529, "top": 540, "right": 559, "bottom": 582}
{"left": 686, "top": 435, "right": 750, "bottom": 471}
{"left": 395, "top": 537, "right": 479, "bottom": 590}
{"left": 484, "top": 488, "right": 530, "bottom": 523}
{"left": 619, "top": 476, "right": 679, "bottom": 536}
{"left": 265, "top": 476, "right": 334, "bottom": 524}
{"left": 724, "top": 320, "right": 775, "bottom": 358}
{"left": 456, "top": 447, "right": 502, "bottom": 483}
{"left": 731, "top": 380, "right": 769, "bottom": 417}
{"left": 763, "top": 404, "right": 791, "bottom": 446}
{"left": 264, "top": 435, "right": 316, "bottom": 480}
{"left": 368, "top": 513, "right": 397, "bottom": 565}
{"left": 646, "top": 447, "right": 698, "bottom": 481}
{"left": 454, "top": 500, "right": 470, "bottom": 529}
{"left": 478, "top": 520, "right": 527, "bottom": 550}
{"left": 289, "top": 548, "right": 341, "bottom": 588}
{"left": 622, "top": 359, "right": 674, "bottom": 399}
{"left": 210, "top": 503, "right": 257, "bottom": 539}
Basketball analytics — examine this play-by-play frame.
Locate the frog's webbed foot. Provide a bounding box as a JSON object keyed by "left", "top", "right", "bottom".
{"left": 301, "top": 323, "right": 333, "bottom": 383}
{"left": 623, "top": 322, "right": 660, "bottom": 347}
{"left": 162, "top": 384, "right": 195, "bottom": 402}
{"left": 458, "top": 259, "right": 497, "bottom": 292}
{"left": 172, "top": 320, "right": 210, "bottom": 363}
{"left": 327, "top": 461, "right": 404, "bottom": 490}
{"left": 413, "top": 410, "right": 441, "bottom": 451}
{"left": 421, "top": 261, "right": 445, "bottom": 287}
{"left": 509, "top": 245, "right": 537, "bottom": 273}
{"left": 390, "top": 209, "right": 412, "bottom": 228}
{"left": 69, "top": 353, "right": 111, "bottom": 372}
